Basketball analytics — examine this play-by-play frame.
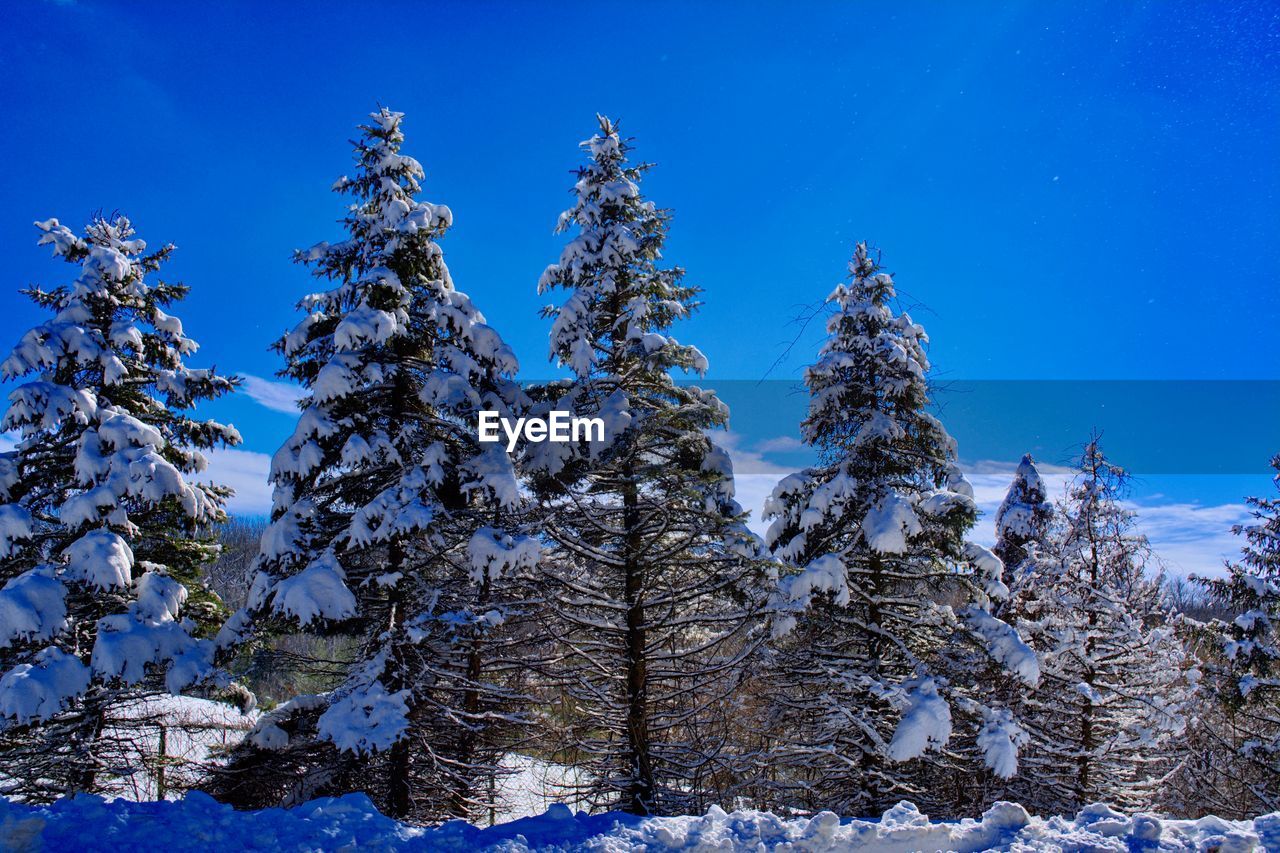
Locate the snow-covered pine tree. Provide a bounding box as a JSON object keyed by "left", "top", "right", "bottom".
{"left": 754, "top": 242, "right": 1038, "bottom": 818}
{"left": 915, "top": 451, "right": 1059, "bottom": 815}
{"left": 993, "top": 454, "right": 1054, "bottom": 575}
{"left": 1171, "top": 453, "right": 1280, "bottom": 817}
{"left": 210, "top": 108, "right": 537, "bottom": 823}
{"left": 935, "top": 452, "right": 1058, "bottom": 816}
{"left": 524, "top": 116, "right": 770, "bottom": 816}
{"left": 0, "top": 216, "right": 239, "bottom": 800}
{"left": 1003, "top": 439, "right": 1192, "bottom": 814}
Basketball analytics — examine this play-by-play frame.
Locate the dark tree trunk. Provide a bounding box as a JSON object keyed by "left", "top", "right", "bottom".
{"left": 622, "top": 470, "right": 654, "bottom": 815}
{"left": 453, "top": 571, "right": 492, "bottom": 818}
{"left": 70, "top": 691, "right": 107, "bottom": 794}
{"left": 385, "top": 537, "right": 412, "bottom": 819}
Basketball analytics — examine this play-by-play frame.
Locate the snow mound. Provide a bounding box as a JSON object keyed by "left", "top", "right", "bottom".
{"left": 0, "top": 794, "right": 1275, "bottom": 852}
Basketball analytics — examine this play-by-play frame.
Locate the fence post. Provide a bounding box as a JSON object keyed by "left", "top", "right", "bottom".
{"left": 156, "top": 724, "right": 167, "bottom": 801}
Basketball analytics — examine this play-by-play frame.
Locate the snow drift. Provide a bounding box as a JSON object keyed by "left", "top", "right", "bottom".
{"left": 0, "top": 794, "right": 1275, "bottom": 852}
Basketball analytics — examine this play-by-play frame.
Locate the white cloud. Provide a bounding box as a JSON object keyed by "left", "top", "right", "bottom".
{"left": 711, "top": 432, "right": 792, "bottom": 538}
{"left": 728, "top": 441, "right": 1252, "bottom": 579}
{"left": 240, "top": 374, "right": 305, "bottom": 414}
{"left": 712, "top": 431, "right": 794, "bottom": 478}
{"left": 1126, "top": 501, "right": 1249, "bottom": 578}
{"left": 754, "top": 435, "right": 806, "bottom": 454}
{"left": 202, "top": 448, "right": 272, "bottom": 517}
{"left": 738, "top": 474, "right": 785, "bottom": 538}
{"left": 967, "top": 459, "right": 1248, "bottom": 579}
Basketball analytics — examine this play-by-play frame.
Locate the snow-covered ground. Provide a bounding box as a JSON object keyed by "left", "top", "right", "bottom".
{"left": 0, "top": 794, "right": 1275, "bottom": 852}
{"left": 4, "top": 732, "right": 1269, "bottom": 850}
{"left": 494, "top": 753, "right": 592, "bottom": 824}
{"left": 0, "top": 695, "right": 257, "bottom": 804}
{"left": 100, "top": 695, "right": 259, "bottom": 800}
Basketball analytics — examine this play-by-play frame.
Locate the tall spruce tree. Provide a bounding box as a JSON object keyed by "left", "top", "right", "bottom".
{"left": 0, "top": 216, "right": 238, "bottom": 799}
{"left": 524, "top": 116, "right": 770, "bottom": 816}
{"left": 1172, "top": 454, "right": 1280, "bottom": 817}
{"left": 1003, "top": 439, "right": 1192, "bottom": 814}
{"left": 754, "top": 242, "right": 1038, "bottom": 817}
{"left": 210, "top": 108, "right": 537, "bottom": 823}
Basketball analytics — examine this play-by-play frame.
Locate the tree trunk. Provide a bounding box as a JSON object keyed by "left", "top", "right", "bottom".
{"left": 385, "top": 334, "right": 416, "bottom": 820}
{"left": 1075, "top": 466, "right": 1102, "bottom": 809}
{"left": 864, "top": 554, "right": 885, "bottom": 809}
{"left": 385, "top": 537, "right": 412, "bottom": 819}
{"left": 156, "top": 723, "right": 168, "bottom": 800}
{"left": 622, "top": 469, "right": 654, "bottom": 815}
{"left": 70, "top": 692, "right": 107, "bottom": 794}
{"left": 452, "top": 571, "right": 492, "bottom": 818}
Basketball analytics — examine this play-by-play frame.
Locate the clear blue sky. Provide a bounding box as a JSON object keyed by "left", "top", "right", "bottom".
{"left": 1, "top": 0, "right": 1277, "bottom": 572}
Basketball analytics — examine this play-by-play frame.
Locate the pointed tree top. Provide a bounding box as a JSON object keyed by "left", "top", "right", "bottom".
{"left": 1011, "top": 454, "right": 1046, "bottom": 493}
{"left": 851, "top": 241, "right": 876, "bottom": 278}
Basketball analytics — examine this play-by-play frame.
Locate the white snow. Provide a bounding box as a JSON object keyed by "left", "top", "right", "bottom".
{"left": 0, "top": 646, "right": 90, "bottom": 723}
{"left": 771, "top": 554, "right": 849, "bottom": 637}
{"left": 964, "top": 541, "right": 1010, "bottom": 601}
{"left": 246, "top": 693, "right": 329, "bottom": 751}
{"left": 467, "top": 527, "right": 541, "bottom": 583}
{"left": 886, "top": 677, "right": 952, "bottom": 761}
{"left": 0, "top": 504, "right": 32, "bottom": 558}
{"left": 333, "top": 303, "right": 401, "bottom": 350}
{"left": 461, "top": 446, "right": 523, "bottom": 509}
{"left": 976, "top": 707, "right": 1030, "bottom": 778}
{"left": 268, "top": 551, "right": 358, "bottom": 626}
{"left": 861, "top": 491, "right": 922, "bottom": 554}
{"left": 1, "top": 792, "right": 1272, "bottom": 851}
{"left": 62, "top": 529, "right": 134, "bottom": 590}
{"left": 0, "top": 567, "right": 67, "bottom": 648}
{"left": 961, "top": 605, "right": 1041, "bottom": 687}
{"left": 317, "top": 681, "right": 411, "bottom": 754}
{"left": 90, "top": 608, "right": 213, "bottom": 693}
{"left": 778, "top": 554, "right": 849, "bottom": 608}
{"left": 493, "top": 754, "right": 592, "bottom": 824}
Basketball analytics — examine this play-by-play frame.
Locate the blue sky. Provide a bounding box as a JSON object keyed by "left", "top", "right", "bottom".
{"left": 1, "top": 0, "right": 1276, "bottom": 574}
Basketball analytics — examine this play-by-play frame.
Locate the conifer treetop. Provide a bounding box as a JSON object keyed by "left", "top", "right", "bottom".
{"left": 538, "top": 115, "right": 707, "bottom": 380}
{"left": 524, "top": 115, "right": 738, "bottom": 503}
{"left": 996, "top": 455, "right": 1051, "bottom": 539}
{"left": 765, "top": 242, "right": 980, "bottom": 574}
{"left": 260, "top": 107, "right": 524, "bottom": 585}
{"left": 801, "top": 242, "right": 950, "bottom": 469}
{"left": 994, "top": 453, "right": 1054, "bottom": 573}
